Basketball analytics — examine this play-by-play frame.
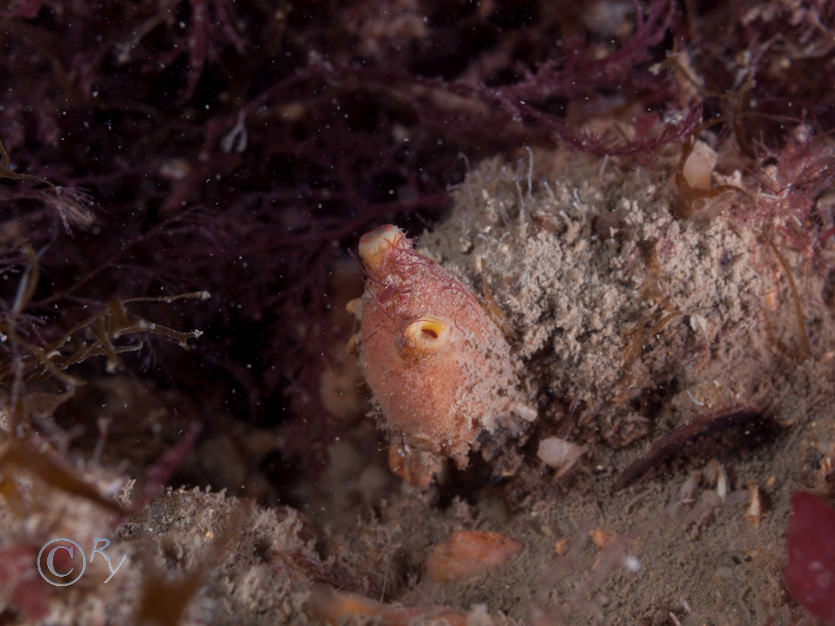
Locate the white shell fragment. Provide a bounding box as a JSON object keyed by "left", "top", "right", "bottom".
{"left": 746, "top": 483, "right": 762, "bottom": 526}
{"left": 537, "top": 437, "right": 587, "bottom": 475}
{"left": 706, "top": 458, "right": 728, "bottom": 499}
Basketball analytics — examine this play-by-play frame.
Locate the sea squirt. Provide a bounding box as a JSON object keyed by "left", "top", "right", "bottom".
{"left": 349, "top": 224, "right": 531, "bottom": 486}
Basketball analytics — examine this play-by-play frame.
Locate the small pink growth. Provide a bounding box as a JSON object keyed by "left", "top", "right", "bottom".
{"left": 785, "top": 492, "right": 835, "bottom": 621}
{"left": 424, "top": 530, "right": 523, "bottom": 583}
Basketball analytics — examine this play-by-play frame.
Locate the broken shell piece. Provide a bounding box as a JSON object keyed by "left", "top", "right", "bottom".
{"left": 669, "top": 471, "right": 702, "bottom": 512}
{"left": 424, "top": 530, "right": 524, "bottom": 583}
{"left": 746, "top": 483, "right": 762, "bottom": 526}
{"left": 511, "top": 401, "right": 538, "bottom": 423}
{"left": 537, "top": 437, "right": 587, "bottom": 476}
{"left": 706, "top": 459, "right": 729, "bottom": 499}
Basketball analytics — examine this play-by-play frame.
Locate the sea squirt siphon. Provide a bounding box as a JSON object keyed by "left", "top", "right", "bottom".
{"left": 348, "top": 224, "right": 532, "bottom": 486}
